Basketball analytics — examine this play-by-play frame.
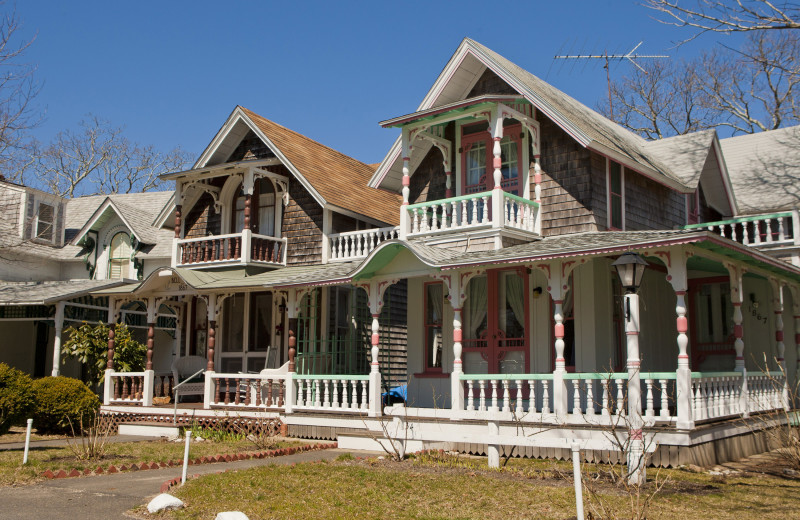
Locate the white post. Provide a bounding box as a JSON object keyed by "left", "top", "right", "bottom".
{"left": 533, "top": 157, "right": 542, "bottom": 235}
{"left": 399, "top": 129, "right": 412, "bottom": 240}
{"left": 770, "top": 278, "right": 790, "bottom": 410}
{"left": 51, "top": 301, "right": 66, "bottom": 377}
{"left": 451, "top": 307, "right": 465, "bottom": 412}
{"left": 241, "top": 228, "right": 252, "bottom": 264}
{"left": 571, "top": 441, "right": 585, "bottom": 520}
{"left": 666, "top": 251, "right": 694, "bottom": 430}
{"left": 321, "top": 209, "right": 332, "bottom": 264}
{"left": 22, "top": 418, "right": 33, "bottom": 465}
{"left": 792, "top": 209, "right": 800, "bottom": 267}
{"left": 625, "top": 292, "right": 645, "bottom": 485}
{"left": 487, "top": 420, "right": 500, "bottom": 468}
{"left": 181, "top": 429, "right": 191, "bottom": 485}
{"left": 491, "top": 109, "right": 504, "bottom": 230}
{"left": 103, "top": 369, "right": 113, "bottom": 405}
{"left": 545, "top": 263, "right": 568, "bottom": 418}
{"left": 726, "top": 264, "right": 745, "bottom": 372}
{"left": 203, "top": 371, "right": 214, "bottom": 410}
{"left": 171, "top": 237, "right": 179, "bottom": 267}
{"left": 369, "top": 312, "right": 382, "bottom": 417}
{"left": 142, "top": 370, "right": 154, "bottom": 407}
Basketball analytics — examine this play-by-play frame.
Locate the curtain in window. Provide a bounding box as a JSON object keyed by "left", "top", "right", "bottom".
{"left": 505, "top": 272, "right": 525, "bottom": 330}
{"left": 466, "top": 276, "right": 488, "bottom": 339}
{"left": 428, "top": 283, "right": 443, "bottom": 324}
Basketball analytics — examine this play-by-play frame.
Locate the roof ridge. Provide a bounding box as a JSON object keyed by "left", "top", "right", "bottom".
{"left": 239, "top": 107, "right": 375, "bottom": 171}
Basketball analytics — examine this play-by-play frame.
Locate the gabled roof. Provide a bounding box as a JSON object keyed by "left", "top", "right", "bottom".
{"left": 65, "top": 191, "right": 173, "bottom": 245}
{"left": 187, "top": 106, "right": 401, "bottom": 226}
{"left": 0, "top": 279, "right": 129, "bottom": 305}
{"left": 720, "top": 125, "right": 800, "bottom": 215}
{"left": 370, "top": 38, "right": 695, "bottom": 193}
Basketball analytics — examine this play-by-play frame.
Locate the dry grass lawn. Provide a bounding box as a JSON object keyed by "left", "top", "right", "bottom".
{"left": 146, "top": 451, "right": 800, "bottom": 520}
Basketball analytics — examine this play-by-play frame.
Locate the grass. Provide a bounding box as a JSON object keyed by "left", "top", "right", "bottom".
{"left": 145, "top": 453, "right": 800, "bottom": 520}
{"left": 0, "top": 425, "right": 67, "bottom": 444}
{"left": 0, "top": 436, "right": 306, "bottom": 487}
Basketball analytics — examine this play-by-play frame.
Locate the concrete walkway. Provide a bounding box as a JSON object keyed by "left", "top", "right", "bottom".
{"left": 2, "top": 447, "right": 364, "bottom": 519}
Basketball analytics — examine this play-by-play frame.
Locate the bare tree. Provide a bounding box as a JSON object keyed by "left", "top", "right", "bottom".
{"left": 606, "top": 31, "right": 799, "bottom": 138}
{"left": 0, "top": 4, "right": 39, "bottom": 183}
{"left": 31, "top": 115, "right": 190, "bottom": 197}
{"left": 645, "top": 0, "right": 800, "bottom": 42}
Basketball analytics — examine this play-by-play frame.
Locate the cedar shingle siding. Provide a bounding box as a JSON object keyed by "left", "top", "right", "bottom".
{"left": 624, "top": 170, "right": 686, "bottom": 230}
{"left": 409, "top": 147, "right": 448, "bottom": 205}
{"left": 283, "top": 176, "right": 323, "bottom": 266}
{"left": 184, "top": 192, "right": 221, "bottom": 238}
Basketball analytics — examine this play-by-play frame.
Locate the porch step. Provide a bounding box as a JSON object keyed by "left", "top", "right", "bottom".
{"left": 118, "top": 422, "right": 181, "bottom": 439}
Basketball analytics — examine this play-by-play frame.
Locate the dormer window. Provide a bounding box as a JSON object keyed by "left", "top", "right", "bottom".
{"left": 607, "top": 159, "right": 625, "bottom": 230}
{"left": 36, "top": 203, "right": 54, "bottom": 241}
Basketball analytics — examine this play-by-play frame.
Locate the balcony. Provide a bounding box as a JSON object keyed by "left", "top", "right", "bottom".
{"left": 401, "top": 190, "right": 540, "bottom": 243}
{"left": 174, "top": 230, "right": 286, "bottom": 269}
{"left": 327, "top": 226, "right": 400, "bottom": 262}
{"left": 683, "top": 211, "right": 800, "bottom": 263}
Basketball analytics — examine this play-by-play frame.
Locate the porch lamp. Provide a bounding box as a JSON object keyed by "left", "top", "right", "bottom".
{"left": 611, "top": 251, "right": 647, "bottom": 486}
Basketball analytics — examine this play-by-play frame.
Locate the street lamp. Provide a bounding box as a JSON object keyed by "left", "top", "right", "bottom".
{"left": 612, "top": 251, "right": 647, "bottom": 485}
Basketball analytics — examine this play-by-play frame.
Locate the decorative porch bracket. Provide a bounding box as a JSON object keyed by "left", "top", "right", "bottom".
{"left": 662, "top": 246, "right": 695, "bottom": 430}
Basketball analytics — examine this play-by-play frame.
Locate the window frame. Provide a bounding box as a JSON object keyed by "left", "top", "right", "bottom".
{"left": 606, "top": 158, "right": 625, "bottom": 230}
{"left": 687, "top": 190, "right": 700, "bottom": 225}
{"left": 459, "top": 122, "right": 524, "bottom": 196}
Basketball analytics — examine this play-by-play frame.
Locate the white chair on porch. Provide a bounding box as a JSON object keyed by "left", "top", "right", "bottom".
{"left": 171, "top": 355, "right": 206, "bottom": 403}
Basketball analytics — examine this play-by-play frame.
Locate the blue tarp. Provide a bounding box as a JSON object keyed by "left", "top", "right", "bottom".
{"left": 382, "top": 384, "right": 407, "bottom": 404}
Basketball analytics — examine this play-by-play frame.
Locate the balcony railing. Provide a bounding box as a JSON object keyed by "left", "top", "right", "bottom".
{"left": 683, "top": 211, "right": 799, "bottom": 249}
{"left": 402, "top": 190, "right": 540, "bottom": 239}
{"left": 328, "top": 226, "right": 399, "bottom": 262}
{"left": 174, "top": 230, "right": 286, "bottom": 268}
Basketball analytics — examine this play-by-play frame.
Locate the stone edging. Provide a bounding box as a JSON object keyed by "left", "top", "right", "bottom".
{"left": 40, "top": 442, "right": 338, "bottom": 481}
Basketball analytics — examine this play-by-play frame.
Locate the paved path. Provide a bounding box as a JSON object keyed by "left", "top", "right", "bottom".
{"left": 2, "top": 447, "right": 365, "bottom": 519}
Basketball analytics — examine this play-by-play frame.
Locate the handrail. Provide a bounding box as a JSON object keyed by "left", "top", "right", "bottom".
{"left": 682, "top": 211, "right": 793, "bottom": 230}
{"left": 294, "top": 374, "right": 370, "bottom": 381}
{"left": 177, "top": 232, "right": 242, "bottom": 244}
{"left": 502, "top": 191, "right": 540, "bottom": 207}
{"left": 173, "top": 368, "right": 205, "bottom": 425}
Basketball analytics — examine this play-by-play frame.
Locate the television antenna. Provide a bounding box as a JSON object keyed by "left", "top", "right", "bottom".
{"left": 554, "top": 42, "right": 668, "bottom": 119}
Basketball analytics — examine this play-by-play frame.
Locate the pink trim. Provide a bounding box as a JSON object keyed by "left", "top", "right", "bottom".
{"left": 453, "top": 329, "right": 462, "bottom": 342}
{"left": 678, "top": 354, "right": 689, "bottom": 359}
{"left": 777, "top": 331, "right": 784, "bottom": 342}
{"left": 626, "top": 331, "right": 640, "bottom": 336}
{"left": 677, "top": 316, "right": 688, "bottom": 333}
{"left": 534, "top": 172, "right": 542, "bottom": 184}
{"left": 630, "top": 429, "right": 643, "bottom": 440}
{"left": 554, "top": 323, "right": 564, "bottom": 338}
{"left": 736, "top": 356, "right": 744, "bottom": 360}
{"left": 733, "top": 302, "right": 742, "bottom": 307}
{"left": 402, "top": 176, "right": 410, "bottom": 186}
{"left": 734, "top": 325, "right": 743, "bottom": 338}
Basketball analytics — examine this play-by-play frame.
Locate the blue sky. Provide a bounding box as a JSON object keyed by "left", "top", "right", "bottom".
{"left": 15, "top": 1, "right": 737, "bottom": 166}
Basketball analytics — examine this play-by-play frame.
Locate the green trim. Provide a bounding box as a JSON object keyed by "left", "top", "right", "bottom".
{"left": 292, "top": 374, "right": 369, "bottom": 381}
{"left": 460, "top": 373, "right": 553, "bottom": 381}
{"left": 502, "top": 192, "right": 540, "bottom": 208}
{"left": 682, "top": 212, "right": 792, "bottom": 229}
{"left": 563, "top": 372, "right": 628, "bottom": 380}
{"left": 691, "top": 371, "right": 743, "bottom": 378}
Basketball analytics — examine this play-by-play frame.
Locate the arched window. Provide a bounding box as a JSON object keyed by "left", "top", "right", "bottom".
{"left": 231, "top": 185, "right": 246, "bottom": 233}
{"left": 108, "top": 233, "right": 132, "bottom": 279}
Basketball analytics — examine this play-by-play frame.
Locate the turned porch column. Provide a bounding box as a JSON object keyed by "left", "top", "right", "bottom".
{"left": 106, "top": 298, "right": 118, "bottom": 371}
{"left": 769, "top": 278, "right": 791, "bottom": 410}
{"left": 51, "top": 301, "right": 66, "bottom": 377}
{"left": 541, "top": 262, "right": 572, "bottom": 417}
{"left": 666, "top": 249, "right": 694, "bottom": 429}
{"left": 490, "top": 109, "right": 504, "bottom": 231}
{"left": 437, "top": 273, "right": 465, "bottom": 412}
{"left": 358, "top": 280, "right": 396, "bottom": 417}
{"left": 399, "top": 128, "right": 412, "bottom": 240}
{"left": 205, "top": 294, "right": 218, "bottom": 372}
{"left": 725, "top": 263, "right": 746, "bottom": 372}
{"left": 790, "top": 286, "right": 800, "bottom": 385}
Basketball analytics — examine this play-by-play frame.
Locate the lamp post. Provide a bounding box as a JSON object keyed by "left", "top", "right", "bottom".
{"left": 612, "top": 252, "right": 648, "bottom": 485}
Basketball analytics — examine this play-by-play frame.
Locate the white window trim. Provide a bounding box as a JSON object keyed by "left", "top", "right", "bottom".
{"left": 606, "top": 158, "right": 626, "bottom": 231}
{"left": 31, "top": 196, "right": 62, "bottom": 245}
{"left": 686, "top": 190, "right": 700, "bottom": 225}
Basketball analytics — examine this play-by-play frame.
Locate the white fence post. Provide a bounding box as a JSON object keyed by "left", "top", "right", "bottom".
{"left": 142, "top": 370, "right": 154, "bottom": 407}
{"left": 103, "top": 369, "right": 113, "bottom": 406}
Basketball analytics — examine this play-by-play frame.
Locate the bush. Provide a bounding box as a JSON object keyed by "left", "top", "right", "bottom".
{"left": 0, "top": 363, "right": 36, "bottom": 435}
{"left": 32, "top": 376, "right": 100, "bottom": 434}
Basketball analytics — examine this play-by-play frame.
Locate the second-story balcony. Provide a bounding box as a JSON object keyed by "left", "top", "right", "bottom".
{"left": 175, "top": 230, "right": 286, "bottom": 269}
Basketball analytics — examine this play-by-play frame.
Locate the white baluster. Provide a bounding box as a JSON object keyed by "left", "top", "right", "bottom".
{"left": 602, "top": 380, "right": 610, "bottom": 417}
{"left": 779, "top": 217, "right": 786, "bottom": 241}
{"left": 490, "top": 380, "right": 499, "bottom": 411}
{"left": 466, "top": 380, "right": 475, "bottom": 411}
{"left": 743, "top": 223, "right": 751, "bottom": 245}
{"left": 541, "top": 380, "right": 550, "bottom": 414}
{"left": 360, "top": 380, "right": 368, "bottom": 410}
{"left": 645, "top": 379, "right": 654, "bottom": 418}
{"left": 351, "top": 381, "right": 358, "bottom": 410}
{"left": 515, "top": 380, "right": 523, "bottom": 415}
{"left": 332, "top": 380, "right": 339, "bottom": 409}
{"left": 461, "top": 200, "right": 468, "bottom": 227}
{"left": 659, "top": 379, "right": 670, "bottom": 419}
{"left": 765, "top": 218, "right": 773, "bottom": 243}
{"left": 481, "top": 196, "right": 489, "bottom": 224}
{"left": 528, "top": 380, "right": 537, "bottom": 414}
{"left": 572, "top": 380, "right": 582, "bottom": 415}
{"left": 479, "top": 380, "right": 486, "bottom": 411}
{"left": 585, "top": 379, "right": 595, "bottom": 416}
{"left": 615, "top": 379, "right": 625, "bottom": 416}
{"left": 502, "top": 380, "right": 510, "bottom": 412}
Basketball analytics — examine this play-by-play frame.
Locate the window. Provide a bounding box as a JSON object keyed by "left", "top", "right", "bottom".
{"left": 232, "top": 187, "right": 245, "bottom": 233}
{"left": 689, "top": 278, "right": 734, "bottom": 367}
{"left": 108, "top": 232, "right": 132, "bottom": 279}
{"left": 255, "top": 178, "right": 276, "bottom": 236}
{"left": 607, "top": 160, "right": 624, "bottom": 230}
{"left": 424, "top": 282, "right": 444, "bottom": 372}
{"left": 461, "top": 123, "right": 522, "bottom": 196}
{"left": 687, "top": 190, "right": 700, "bottom": 225}
{"left": 36, "top": 203, "right": 54, "bottom": 241}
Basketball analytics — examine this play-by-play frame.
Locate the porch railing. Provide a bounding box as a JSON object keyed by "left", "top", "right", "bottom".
{"left": 207, "top": 372, "right": 289, "bottom": 408}
{"left": 104, "top": 370, "right": 153, "bottom": 406}
{"left": 682, "top": 211, "right": 798, "bottom": 249}
{"left": 403, "top": 190, "right": 540, "bottom": 239}
{"left": 175, "top": 230, "right": 287, "bottom": 268}
{"left": 292, "top": 374, "right": 370, "bottom": 412}
{"left": 327, "top": 226, "right": 399, "bottom": 262}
